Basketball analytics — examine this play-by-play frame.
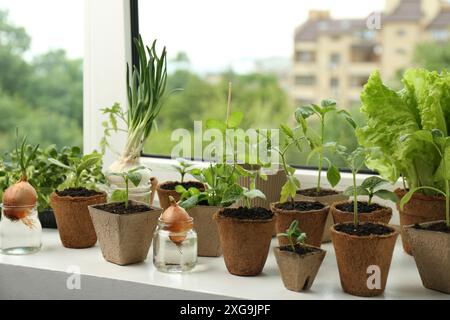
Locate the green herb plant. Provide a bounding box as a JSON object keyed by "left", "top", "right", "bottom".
{"left": 110, "top": 166, "right": 145, "bottom": 208}
{"left": 171, "top": 158, "right": 195, "bottom": 183}
{"left": 277, "top": 220, "right": 307, "bottom": 252}
{"left": 344, "top": 176, "right": 398, "bottom": 206}
{"left": 49, "top": 152, "right": 103, "bottom": 191}
{"left": 400, "top": 129, "right": 450, "bottom": 228}
{"left": 295, "top": 99, "right": 355, "bottom": 193}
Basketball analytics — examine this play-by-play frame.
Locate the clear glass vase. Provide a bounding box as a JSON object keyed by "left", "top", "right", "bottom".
{"left": 153, "top": 218, "right": 197, "bottom": 273}
{"left": 0, "top": 204, "right": 42, "bottom": 255}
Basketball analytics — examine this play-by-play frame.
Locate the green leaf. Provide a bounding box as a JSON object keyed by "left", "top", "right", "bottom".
{"left": 400, "top": 186, "right": 446, "bottom": 210}
{"left": 77, "top": 153, "right": 102, "bottom": 176}
{"left": 48, "top": 158, "right": 71, "bottom": 171}
{"left": 221, "top": 184, "right": 244, "bottom": 205}
{"left": 280, "top": 176, "right": 300, "bottom": 203}
{"left": 179, "top": 194, "right": 200, "bottom": 210}
{"left": 374, "top": 189, "right": 398, "bottom": 203}
{"left": 295, "top": 105, "right": 315, "bottom": 121}
{"left": 175, "top": 185, "right": 188, "bottom": 194}
{"left": 337, "top": 110, "right": 357, "bottom": 129}
{"left": 206, "top": 119, "right": 227, "bottom": 133}
{"left": 414, "top": 130, "right": 434, "bottom": 143}
{"left": 344, "top": 186, "right": 369, "bottom": 197}
{"left": 327, "top": 164, "right": 341, "bottom": 188}
{"left": 361, "top": 176, "right": 389, "bottom": 191}
{"left": 111, "top": 190, "right": 127, "bottom": 203}
{"left": 244, "top": 188, "right": 266, "bottom": 200}
{"left": 321, "top": 99, "right": 337, "bottom": 108}
{"left": 127, "top": 172, "right": 142, "bottom": 187}
{"left": 227, "top": 111, "right": 244, "bottom": 129}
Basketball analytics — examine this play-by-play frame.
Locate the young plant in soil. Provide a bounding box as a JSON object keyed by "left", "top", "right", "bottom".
{"left": 277, "top": 220, "right": 308, "bottom": 254}
{"left": 172, "top": 158, "right": 196, "bottom": 184}
{"left": 295, "top": 99, "right": 355, "bottom": 195}
{"left": 400, "top": 129, "right": 450, "bottom": 231}
{"left": 49, "top": 152, "right": 103, "bottom": 195}
{"left": 110, "top": 166, "right": 145, "bottom": 210}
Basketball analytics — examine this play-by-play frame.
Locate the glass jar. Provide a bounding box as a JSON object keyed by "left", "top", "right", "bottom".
{"left": 0, "top": 204, "right": 42, "bottom": 255}
{"left": 153, "top": 218, "right": 197, "bottom": 273}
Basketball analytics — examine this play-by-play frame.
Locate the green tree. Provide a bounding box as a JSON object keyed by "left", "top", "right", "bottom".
{"left": 414, "top": 41, "right": 450, "bottom": 72}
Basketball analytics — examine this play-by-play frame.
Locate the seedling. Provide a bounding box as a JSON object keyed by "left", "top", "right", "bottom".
{"left": 277, "top": 220, "right": 307, "bottom": 252}
{"left": 295, "top": 99, "right": 355, "bottom": 193}
{"left": 49, "top": 152, "right": 103, "bottom": 190}
{"left": 110, "top": 166, "right": 146, "bottom": 208}
{"left": 400, "top": 129, "right": 450, "bottom": 228}
{"left": 344, "top": 176, "right": 398, "bottom": 205}
{"left": 171, "top": 158, "right": 195, "bottom": 183}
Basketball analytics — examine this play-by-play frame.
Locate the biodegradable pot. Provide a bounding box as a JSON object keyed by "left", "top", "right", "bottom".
{"left": 296, "top": 189, "right": 348, "bottom": 243}
{"left": 213, "top": 210, "right": 275, "bottom": 276}
{"left": 50, "top": 192, "right": 106, "bottom": 249}
{"left": 238, "top": 169, "right": 287, "bottom": 209}
{"left": 404, "top": 221, "right": 450, "bottom": 294}
{"left": 157, "top": 181, "right": 205, "bottom": 210}
{"left": 331, "top": 201, "right": 392, "bottom": 225}
{"left": 331, "top": 223, "right": 399, "bottom": 297}
{"left": 89, "top": 201, "right": 162, "bottom": 266}
{"left": 274, "top": 246, "right": 326, "bottom": 292}
{"left": 187, "top": 205, "right": 222, "bottom": 257}
{"left": 395, "top": 189, "right": 445, "bottom": 255}
{"left": 271, "top": 201, "right": 329, "bottom": 247}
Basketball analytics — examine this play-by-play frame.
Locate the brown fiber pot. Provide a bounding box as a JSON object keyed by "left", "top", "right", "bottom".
{"left": 271, "top": 201, "right": 329, "bottom": 248}
{"left": 296, "top": 189, "right": 348, "bottom": 243}
{"left": 404, "top": 221, "right": 450, "bottom": 294}
{"left": 331, "top": 223, "right": 399, "bottom": 297}
{"left": 213, "top": 209, "right": 275, "bottom": 276}
{"left": 88, "top": 201, "right": 162, "bottom": 266}
{"left": 157, "top": 181, "right": 204, "bottom": 210}
{"left": 274, "top": 246, "right": 326, "bottom": 292}
{"left": 187, "top": 205, "right": 222, "bottom": 257}
{"left": 395, "top": 189, "right": 445, "bottom": 255}
{"left": 331, "top": 201, "right": 392, "bottom": 225}
{"left": 238, "top": 169, "right": 287, "bottom": 210}
{"left": 50, "top": 192, "right": 106, "bottom": 249}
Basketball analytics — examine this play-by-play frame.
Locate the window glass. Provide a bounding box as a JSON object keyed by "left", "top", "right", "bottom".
{"left": 138, "top": 0, "right": 450, "bottom": 168}
{"left": 0, "top": 0, "right": 83, "bottom": 153}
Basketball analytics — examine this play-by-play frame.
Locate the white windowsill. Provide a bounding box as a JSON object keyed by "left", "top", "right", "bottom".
{"left": 0, "top": 229, "right": 447, "bottom": 300}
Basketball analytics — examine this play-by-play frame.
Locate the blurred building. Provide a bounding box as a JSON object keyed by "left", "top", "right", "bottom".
{"left": 292, "top": 0, "right": 450, "bottom": 107}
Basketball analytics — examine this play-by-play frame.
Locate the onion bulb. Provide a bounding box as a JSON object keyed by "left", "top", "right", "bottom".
{"left": 161, "top": 196, "right": 192, "bottom": 244}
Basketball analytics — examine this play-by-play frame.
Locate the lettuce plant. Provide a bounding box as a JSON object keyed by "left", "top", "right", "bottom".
{"left": 357, "top": 69, "right": 450, "bottom": 195}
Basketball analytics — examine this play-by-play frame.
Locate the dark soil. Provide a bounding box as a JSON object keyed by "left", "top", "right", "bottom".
{"left": 335, "top": 223, "right": 394, "bottom": 237}
{"left": 275, "top": 201, "right": 324, "bottom": 211}
{"left": 280, "top": 244, "right": 320, "bottom": 256}
{"left": 57, "top": 188, "right": 102, "bottom": 198}
{"left": 336, "top": 201, "right": 383, "bottom": 214}
{"left": 219, "top": 207, "right": 273, "bottom": 220}
{"left": 414, "top": 222, "right": 450, "bottom": 234}
{"left": 160, "top": 181, "right": 204, "bottom": 191}
{"left": 94, "top": 201, "right": 152, "bottom": 214}
{"left": 297, "top": 188, "right": 338, "bottom": 197}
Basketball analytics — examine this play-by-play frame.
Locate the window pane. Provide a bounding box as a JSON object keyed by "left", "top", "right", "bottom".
{"left": 0, "top": 0, "right": 83, "bottom": 153}
{"left": 139, "top": 0, "right": 450, "bottom": 168}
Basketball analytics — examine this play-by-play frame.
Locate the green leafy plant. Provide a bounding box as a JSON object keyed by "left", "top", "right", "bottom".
{"left": 101, "top": 35, "right": 179, "bottom": 172}
{"left": 49, "top": 152, "right": 103, "bottom": 190}
{"left": 357, "top": 69, "right": 450, "bottom": 196}
{"left": 277, "top": 220, "right": 307, "bottom": 252}
{"left": 177, "top": 163, "right": 265, "bottom": 209}
{"left": 344, "top": 176, "right": 398, "bottom": 205}
{"left": 295, "top": 99, "right": 355, "bottom": 193}
{"left": 110, "top": 166, "right": 145, "bottom": 208}
{"left": 171, "top": 158, "right": 195, "bottom": 183}
{"left": 0, "top": 145, "right": 104, "bottom": 211}
{"left": 338, "top": 147, "right": 368, "bottom": 226}
{"left": 400, "top": 129, "right": 450, "bottom": 228}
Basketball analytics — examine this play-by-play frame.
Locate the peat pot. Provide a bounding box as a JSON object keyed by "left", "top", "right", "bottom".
{"left": 157, "top": 181, "right": 205, "bottom": 210}
{"left": 187, "top": 205, "right": 222, "bottom": 257}
{"left": 330, "top": 201, "right": 392, "bottom": 225}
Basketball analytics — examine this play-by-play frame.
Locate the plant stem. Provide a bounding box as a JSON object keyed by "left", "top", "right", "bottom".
{"left": 317, "top": 116, "right": 325, "bottom": 193}
{"left": 353, "top": 170, "right": 358, "bottom": 226}
{"left": 125, "top": 177, "right": 129, "bottom": 209}
{"left": 445, "top": 179, "right": 449, "bottom": 228}
{"left": 368, "top": 194, "right": 372, "bottom": 206}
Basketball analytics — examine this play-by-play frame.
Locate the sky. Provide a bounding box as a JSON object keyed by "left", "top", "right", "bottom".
{"left": 1, "top": 0, "right": 385, "bottom": 70}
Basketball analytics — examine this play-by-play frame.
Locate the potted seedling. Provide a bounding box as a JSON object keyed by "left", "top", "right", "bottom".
{"left": 357, "top": 69, "right": 448, "bottom": 254}
{"left": 331, "top": 176, "right": 397, "bottom": 225}
{"left": 212, "top": 168, "right": 274, "bottom": 276}
{"left": 274, "top": 220, "right": 326, "bottom": 292}
{"left": 402, "top": 129, "right": 450, "bottom": 294}
{"left": 49, "top": 153, "right": 107, "bottom": 249}
{"left": 157, "top": 158, "right": 204, "bottom": 210}
{"left": 88, "top": 167, "right": 162, "bottom": 266}
{"left": 270, "top": 127, "right": 329, "bottom": 248}
{"left": 330, "top": 147, "right": 399, "bottom": 297}
{"left": 294, "top": 99, "right": 353, "bottom": 242}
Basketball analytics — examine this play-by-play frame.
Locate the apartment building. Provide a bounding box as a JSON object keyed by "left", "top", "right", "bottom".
{"left": 292, "top": 0, "right": 450, "bottom": 107}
